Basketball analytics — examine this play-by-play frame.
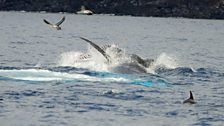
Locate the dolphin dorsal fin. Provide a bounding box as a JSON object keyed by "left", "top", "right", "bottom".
{"left": 79, "top": 37, "right": 111, "bottom": 64}
{"left": 189, "top": 91, "right": 194, "bottom": 100}
{"left": 183, "top": 90, "right": 196, "bottom": 104}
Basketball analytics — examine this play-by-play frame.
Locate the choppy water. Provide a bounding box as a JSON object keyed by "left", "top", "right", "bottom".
{"left": 0, "top": 11, "right": 224, "bottom": 126}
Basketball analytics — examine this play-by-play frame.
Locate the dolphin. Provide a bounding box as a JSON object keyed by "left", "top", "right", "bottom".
{"left": 43, "top": 16, "right": 65, "bottom": 30}
{"left": 183, "top": 91, "right": 196, "bottom": 104}
{"left": 79, "top": 37, "right": 154, "bottom": 73}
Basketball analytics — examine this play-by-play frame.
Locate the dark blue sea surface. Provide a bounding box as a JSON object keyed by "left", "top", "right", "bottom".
{"left": 0, "top": 11, "right": 224, "bottom": 126}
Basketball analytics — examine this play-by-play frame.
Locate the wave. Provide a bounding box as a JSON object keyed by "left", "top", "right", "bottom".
{"left": 154, "top": 66, "right": 224, "bottom": 81}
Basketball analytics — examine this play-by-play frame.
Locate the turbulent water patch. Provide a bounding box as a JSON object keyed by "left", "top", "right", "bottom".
{"left": 0, "top": 66, "right": 170, "bottom": 87}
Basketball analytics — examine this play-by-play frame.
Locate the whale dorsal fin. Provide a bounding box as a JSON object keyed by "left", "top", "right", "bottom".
{"left": 79, "top": 37, "right": 111, "bottom": 64}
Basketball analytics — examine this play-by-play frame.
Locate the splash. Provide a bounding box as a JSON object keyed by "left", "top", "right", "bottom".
{"left": 58, "top": 50, "right": 108, "bottom": 72}
{"left": 58, "top": 51, "right": 84, "bottom": 66}
{"left": 147, "top": 53, "right": 179, "bottom": 73}
{"left": 58, "top": 44, "right": 179, "bottom": 74}
{"left": 154, "top": 53, "right": 179, "bottom": 69}
{"left": 58, "top": 44, "right": 129, "bottom": 72}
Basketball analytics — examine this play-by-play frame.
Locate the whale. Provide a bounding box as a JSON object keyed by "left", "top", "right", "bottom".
{"left": 43, "top": 16, "right": 65, "bottom": 30}
{"left": 79, "top": 37, "right": 111, "bottom": 63}
{"left": 79, "top": 37, "right": 154, "bottom": 74}
{"left": 183, "top": 91, "right": 196, "bottom": 104}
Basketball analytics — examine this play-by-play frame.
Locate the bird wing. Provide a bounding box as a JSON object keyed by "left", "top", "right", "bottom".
{"left": 56, "top": 16, "right": 65, "bottom": 26}
{"left": 43, "top": 19, "right": 53, "bottom": 26}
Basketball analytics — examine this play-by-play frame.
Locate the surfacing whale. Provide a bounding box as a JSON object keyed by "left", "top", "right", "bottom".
{"left": 79, "top": 37, "right": 154, "bottom": 74}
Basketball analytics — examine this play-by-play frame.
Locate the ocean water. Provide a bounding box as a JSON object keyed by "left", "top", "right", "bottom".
{"left": 0, "top": 11, "right": 224, "bottom": 126}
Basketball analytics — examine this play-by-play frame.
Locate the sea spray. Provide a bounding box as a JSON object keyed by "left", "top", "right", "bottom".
{"left": 147, "top": 53, "right": 179, "bottom": 74}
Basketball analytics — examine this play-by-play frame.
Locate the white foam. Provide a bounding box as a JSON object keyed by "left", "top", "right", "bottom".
{"left": 155, "top": 53, "right": 179, "bottom": 69}
{"left": 147, "top": 53, "right": 179, "bottom": 73}
{"left": 57, "top": 44, "right": 129, "bottom": 72}
{"left": 0, "top": 69, "right": 129, "bottom": 82}
{"left": 58, "top": 51, "right": 84, "bottom": 66}
{"left": 189, "top": 65, "right": 197, "bottom": 72}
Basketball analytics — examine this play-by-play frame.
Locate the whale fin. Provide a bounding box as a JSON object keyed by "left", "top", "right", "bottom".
{"left": 79, "top": 37, "right": 111, "bottom": 64}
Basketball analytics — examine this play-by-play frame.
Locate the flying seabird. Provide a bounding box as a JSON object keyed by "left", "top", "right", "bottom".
{"left": 43, "top": 16, "right": 65, "bottom": 30}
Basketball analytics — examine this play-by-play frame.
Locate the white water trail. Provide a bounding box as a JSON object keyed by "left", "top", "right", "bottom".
{"left": 0, "top": 69, "right": 129, "bottom": 82}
